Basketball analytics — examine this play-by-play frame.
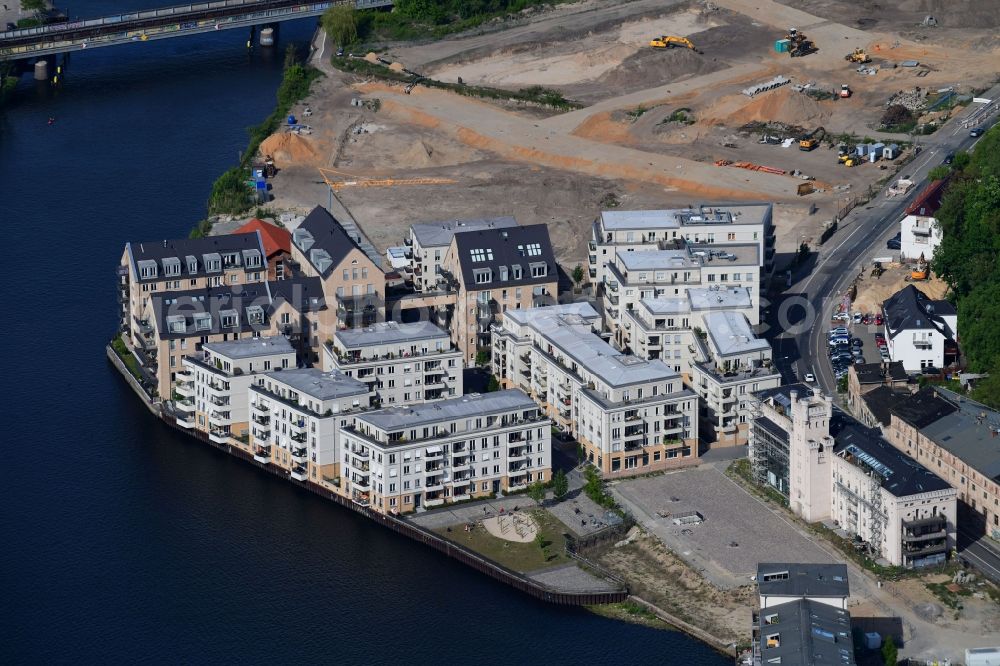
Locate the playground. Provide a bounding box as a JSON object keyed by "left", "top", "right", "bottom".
{"left": 482, "top": 511, "right": 539, "bottom": 543}
{"left": 430, "top": 508, "right": 570, "bottom": 573}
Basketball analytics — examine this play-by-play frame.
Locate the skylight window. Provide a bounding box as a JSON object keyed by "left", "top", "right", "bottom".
{"left": 517, "top": 243, "right": 542, "bottom": 257}
{"left": 470, "top": 248, "right": 493, "bottom": 262}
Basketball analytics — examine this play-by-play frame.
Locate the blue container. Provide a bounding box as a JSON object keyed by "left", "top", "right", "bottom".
{"left": 287, "top": 114, "right": 297, "bottom": 125}
{"left": 774, "top": 39, "right": 790, "bottom": 53}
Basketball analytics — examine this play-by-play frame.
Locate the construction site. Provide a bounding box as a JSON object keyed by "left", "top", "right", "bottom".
{"left": 259, "top": 0, "right": 1000, "bottom": 269}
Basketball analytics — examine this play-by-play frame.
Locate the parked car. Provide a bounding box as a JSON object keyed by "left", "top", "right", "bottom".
{"left": 852, "top": 312, "right": 864, "bottom": 323}
{"left": 833, "top": 312, "right": 851, "bottom": 322}
{"left": 829, "top": 327, "right": 849, "bottom": 337}
{"left": 875, "top": 314, "right": 884, "bottom": 326}
{"left": 944, "top": 153, "right": 955, "bottom": 165}
{"left": 970, "top": 127, "right": 984, "bottom": 138}
{"left": 887, "top": 233, "right": 901, "bottom": 250}
{"left": 804, "top": 373, "right": 816, "bottom": 383}
{"left": 851, "top": 338, "right": 863, "bottom": 348}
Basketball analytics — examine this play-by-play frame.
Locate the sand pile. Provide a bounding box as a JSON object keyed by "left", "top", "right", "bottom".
{"left": 701, "top": 87, "right": 831, "bottom": 127}
{"left": 389, "top": 62, "right": 405, "bottom": 72}
{"left": 259, "top": 132, "right": 318, "bottom": 167}
{"left": 594, "top": 47, "right": 722, "bottom": 93}
{"left": 853, "top": 270, "right": 948, "bottom": 313}
{"left": 364, "top": 51, "right": 379, "bottom": 64}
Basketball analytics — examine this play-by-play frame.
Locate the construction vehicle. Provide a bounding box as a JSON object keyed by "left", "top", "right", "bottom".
{"left": 838, "top": 153, "right": 858, "bottom": 167}
{"left": 911, "top": 254, "right": 928, "bottom": 280}
{"left": 786, "top": 28, "right": 817, "bottom": 57}
{"left": 844, "top": 48, "right": 871, "bottom": 64}
{"left": 840, "top": 84, "right": 851, "bottom": 99}
{"left": 650, "top": 36, "right": 701, "bottom": 53}
{"left": 799, "top": 126, "right": 826, "bottom": 151}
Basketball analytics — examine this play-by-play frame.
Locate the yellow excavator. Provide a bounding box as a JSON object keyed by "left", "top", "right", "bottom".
{"left": 799, "top": 126, "right": 826, "bottom": 151}
{"left": 844, "top": 47, "right": 871, "bottom": 64}
{"left": 650, "top": 35, "right": 702, "bottom": 53}
{"left": 911, "top": 254, "right": 928, "bottom": 280}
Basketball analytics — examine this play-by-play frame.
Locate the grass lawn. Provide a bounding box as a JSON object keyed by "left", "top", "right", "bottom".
{"left": 434, "top": 509, "right": 570, "bottom": 573}
{"left": 111, "top": 336, "right": 143, "bottom": 382}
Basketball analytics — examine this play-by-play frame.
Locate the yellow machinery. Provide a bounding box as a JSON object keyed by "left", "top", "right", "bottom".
{"left": 838, "top": 154, "right": 857, "bottom": 167}
{"left": 786, "top": 27, "right": 817, "bottom": 57}
{"left": 911, "top": 254, "right": 928, "bottom": 280}
{"left": 650, "top": 36, "right": 701, "bottom": 53}
{"left": 799, "top": 126, "right": 826, "bottom": 151}
{"left": 844, "top": 48, "right": 871, "bottom": 63}
{"left": 318, "top": 167, "right": 456, "bottom": 191}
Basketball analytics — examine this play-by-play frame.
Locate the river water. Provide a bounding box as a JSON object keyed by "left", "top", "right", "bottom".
{"left": 0, "top": 4, "right": 728, "bottom": 663}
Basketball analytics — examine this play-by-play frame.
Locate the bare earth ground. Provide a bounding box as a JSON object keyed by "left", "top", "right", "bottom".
{"left": 262, "top": 0, "right": 999, "bottom": 273}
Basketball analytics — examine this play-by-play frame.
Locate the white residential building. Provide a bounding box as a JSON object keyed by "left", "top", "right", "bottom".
{"left": 749, "top": 386, "right": 957, "bottom": 568}
{"left": 882, "top": 285, "right": 958, "bottom": 372}
{"left": 174, "top": 336, "right": 296, "bottom": 448}
{"left": 588, "top": 204, "right": 775, "bottom": 285}
{"left": 900, "top": 179, "right": 946, "bottom": 261}
{"left": 341, "top": 390, "right": 551, "bottom": 513}
{"left": 321, "top": 320, "right": 464, "bottom": 406}
{"left": 407, "top": 216, "right": 518, "bottom": 292}
{"left": 248, "top": 368, "right": 371, "bottom": 484}
{"left": 492, "top": 303, "right": 698, "bottom": 478}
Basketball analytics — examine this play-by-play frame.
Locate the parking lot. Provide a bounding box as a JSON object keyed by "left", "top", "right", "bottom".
{"left": 612, "top": 465, "right": 835, "bottom": 589}
{"left": 821, "top": 311, "right": 888, "bottom": 381}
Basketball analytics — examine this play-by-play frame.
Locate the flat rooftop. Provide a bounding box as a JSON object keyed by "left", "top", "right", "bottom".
{"left": 334, "top": 320, "right": 450, "bottom": 349}
{"left": 355, "top": 389, "right": 537, "bottom": 432}
{"left": 687, "top": 286, "right": 753, "bottom": 311}
{"left": 758, "top": 598, "right": 856, "bottom": 666}
{"left": 263, "top": 367, "right": 369, "bottom": 402}
{"left": 919, "top": 389, "right": 1000, "bottom": 484}
{"left": 503, "top": 301, "right": 601, "bottom": 327}
{"left": 637, "top": 297, "right": 690, "bottom": 316}
{"left": 203, "top": 335, "right": 294, "bottom": 360}
{"left": 410, "top": 216, "right": 517, "bottom": 248}
{"left": 757, "top": 562, "right": 850, "bottom": 599}
{"left": 599, "top": 204, "right": 770, "bottom": 231}
{"left": 702, "top": 311, "right": 770, "bottom": 356}
{"left": 618, "top": 248, "right": 700, "bottom": 271}
{"left": 688, "top": 242, "right": 760, "bottom": 267}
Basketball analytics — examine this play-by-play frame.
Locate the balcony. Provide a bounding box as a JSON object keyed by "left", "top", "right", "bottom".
{"left": 425, "top": 448, "right": 444, "bottom": 459}
{"left": 174, "top": 381, "right": 194, "bottom": 398}
{"left": 209, "top": 411, "right": 232, "bottom": 427}
{"left": 251, "top": 401, "right": 270, "bottom": 413}
{"left": 425, "top": 477, "right": 445, "bottom": 491}
{"left": 210, "top": 430, "right": 230, "bottom": 444}
{"left": 175, "top": 412, "right": 195, "bottom": 429}
{"left": 424, "top": 497, "right": 446, "bottom": 508}
{"left": 254, "top": 429, "right": 271, "bottom": 441}
{"left": 291, "top": 447, "right": 308, "bottom": 464}
{"left": 350, "top": 447, "right": 370, "bottom": 460}
{"left": 174, "top": 397, "right": 195, "bottom": 413}
{"left": 352, "top": 475, "right": 371, "bottom": 491}
{"left": 903, "top": 516, "right": 948, "bottom": 541}
{"left": 253, "top": 446, "right": 272, "bottom": 464}
{"left": 252, "top": 414, "right": 270, "bottom": 426}
{"left": 209, "top": 394, "right": 229, "bottom": 407}
{"left": 352, "top": 491, "right": 370, "bottom": 507}
{"left": 290, "top": 467, "right": 308, "bottom": 482}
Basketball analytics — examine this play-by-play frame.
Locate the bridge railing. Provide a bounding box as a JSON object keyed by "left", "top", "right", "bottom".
{"left": 0, "top": 0, "right": 388, "bottom": 42}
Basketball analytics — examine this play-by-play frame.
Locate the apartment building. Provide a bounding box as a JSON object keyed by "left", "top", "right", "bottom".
{"left": 407, "top": 216, "right": 517, "bottom": 292}
{"left": 119, "top": 231, "right": 267, "bottom": 354}
{"left": 235, "top": 218, "right": 293, "bottom": 281}
{"left": 174, "top": 336, "right": 296, "bottom": 449}
{"left": 846, "top": 362, "right": 909, "bottom": 425}
{"left": 340, "top": 390, "right": 551, "bottom": 513}
{"left": 440, "top": 224, "right": 558, "bottom": 364}
{"left": 886, "top": 388, "right": 1000, "bottom": 542}
{"left": 492, "top": 303, "right": 698, "bottom": 478}
{"left": 754, "top": 598, "right": 856, "bottom": 666}
{"left": 588, "top": 203, "right": 775, "bottom": 285}
{"left": 882, "top": 285, "right": 958, "bottom": 372}
{"left": 750, "top": 386, "right": 957, "bottom": 568}
{"left": 603, "top": 241, "right": 761, "bottom": 347}
{"left": 321, "top": 320, "right": 464, "bottom": 407}
{"left": 688, "top": 311, "right": 781, "bottom": 446}
{"left": 900, "top": 179, "right": 946, "bottom": 261}
{"left": 290, "top": 206, "right": 385, "bottom": 330}
{"left": 757, "top": 563, "right": 850, "bottom": 610}
{"left": 248, "top": 367, "right": 372, "bottom": 484}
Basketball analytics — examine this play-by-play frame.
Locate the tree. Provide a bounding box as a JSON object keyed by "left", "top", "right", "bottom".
{"left": 21, "top": 0, "right": 45, "bottom": 14}
{"left": 552, "top": 469, "right": 569, "bottom": 500}
{"left": 927, "top": 165, "right": 951, "bottom": 182}
{"left": 486, "top": 375, "right": 500, "bottom": 392}
{"left": 571, "top": 264, "right": 585, "bottom": 288}
{"left": 321, "top": 5, "right": 358, "bottom": 46}
{"left": 880, "top": 104, "right": 914, "bottom": 131}
{"left": 474, "top": 349, "right": 490, "bottom": 367}
{"left": 881, "top": 634, "right": 898, "bottom": 666}
{"left": 527, "top": 482, "right": 546, "bottom": 504}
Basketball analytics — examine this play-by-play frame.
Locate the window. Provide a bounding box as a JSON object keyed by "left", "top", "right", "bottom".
{"left": 499, "top": 266, "right": 508, "bottom": 281}
{"left": 530, "top": 263, "right": 547, "bottom": 278}
{"left": 474, "top": 269, "right": 492, "bottom": 284}
{"left": 470, "top": 248, "right": 493, "bottom": 262}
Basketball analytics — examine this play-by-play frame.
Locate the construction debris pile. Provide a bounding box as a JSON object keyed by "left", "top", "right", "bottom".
{"left": 742, "top": 76, "right": 790, "bottom": 97}
{"left": 886, "top": 88, "right": 927, "bottom": 112}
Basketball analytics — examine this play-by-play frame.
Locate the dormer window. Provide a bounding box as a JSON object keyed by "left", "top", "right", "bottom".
{"left": 243, "top": 249, "right": 262, "bottom": 269}
{"left": 246, "top": 305, "right": 265, "bottom": 325}
{"left": 499, "top": 266, "right": 508, "bottom": 281}
{"left": 530, "top": 262, "right": 547, "bottom": 278}
{"left": 220, "top": 309, "right": 238, "bottom": 328}
{"left": 512, "top": 265, "right": 522, "bottom": 280}
{"left": 162, "top": 257, "right": 181, "bottom": 277}
{"left": 223, "top": 252, "right": 241, "bottom": 267}
{"left": 186, "top": 255, "right": 198, "bottom": 275}
{"left": 473, "top": 268, "right": 492, "bottom": 284}
{"left": 137, "top": 260, "right": 158, "bottom": 279}
{"left": 166, "top": 315, "right": 186, "bottom": 334}
{"left": 193, "top": 314, "right": 212, "bottom": 331}
{"left": 203, "top": 253, "right": 222, "bottom": 273}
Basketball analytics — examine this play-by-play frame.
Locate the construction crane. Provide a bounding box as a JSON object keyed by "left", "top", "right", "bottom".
{"left": 844, "top": 47, "right": 871, "bottom": 64}
{"left": 798, "top": 126, "right": 826, "bottom": 151}
{"left": 318, "top": 167, "right": 456, "bottom": 191}
{"left": 649, "top": 35, "right": 702, "bottom": 53}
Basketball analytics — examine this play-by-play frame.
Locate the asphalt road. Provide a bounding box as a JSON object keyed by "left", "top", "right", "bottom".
{"left": 769, "top": 85, "right": 1000, "bottom": 396}
{"left": 958, "top": 528, "right": 1000, "bottom": 586}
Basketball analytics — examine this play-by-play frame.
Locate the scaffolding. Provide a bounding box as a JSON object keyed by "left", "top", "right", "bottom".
{"left": 749, "top": 394, "right": 767, "bottom": 485}
{"left": 868, "top": 471, "right": 884, "bottom": 558}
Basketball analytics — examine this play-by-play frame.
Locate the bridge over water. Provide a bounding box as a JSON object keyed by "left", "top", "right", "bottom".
{"left": 0, "top": 0, "right": 392, "bottom": 61}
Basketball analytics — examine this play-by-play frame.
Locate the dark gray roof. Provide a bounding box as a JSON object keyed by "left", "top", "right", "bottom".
{"left": 150, "top": 283, "right": 273, "bottom": 340}
{"left": 411, "top": 216, "right": 518, "bottom": 248}
{"left": 127, "top": 232, "right": 265, "bottom": 283}
{"left": 758, "top": 598, "right": 856, "bottom": 666}
{"left": 861, "top": 386, "right": 910, "bottom": 427}
{"left": 890, "top": 386, "right": 958, "bottom": 429}
{"left": 450, "top": 224, "right": 556, "bottom": 289}
{"left": 757, "top": 563, "right": 849, "bottom": 599}
{"left": 756, "top": 416, "right": 790, "bottom": 442}
{"left": 918, "top": 389, "right": 1000, "bottom": 484}
{"left": 262, "top": 367, "right": 369, "bottom": 402}
{"left": 269, "top": 276, "right": 328, "bottom": 313}
{"left": 831, "top": 411, "right": 951, "bottom": 497}
{"left": 754, "top": 383, "right": 813, "bottom": 409}
{"left": 883, "top": 285, "right": 952, "bottom": 340}
{"left": 853, "top": 363, "right": 886, "bottom": 385}
{"left": 293, "top": 206, "right": 372, "bottom": 278}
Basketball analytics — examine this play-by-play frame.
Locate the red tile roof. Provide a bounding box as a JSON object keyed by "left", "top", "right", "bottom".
{"left": 906, "top": 179, "right": 948, "bottom": 217}
{"left": 235, "top": 218, "right": 291, "bottom": 258}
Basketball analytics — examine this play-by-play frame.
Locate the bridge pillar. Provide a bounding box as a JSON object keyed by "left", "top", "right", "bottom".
{"left": 259, "top": 27, "right": 275, "bottom": 47}
{"left": 33, "top": 59, "right": 48, "bottom": 81}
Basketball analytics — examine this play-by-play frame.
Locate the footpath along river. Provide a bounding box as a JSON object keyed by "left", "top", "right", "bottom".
{"left": 0, "top": 4, "right": 728, "bottom": 663}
